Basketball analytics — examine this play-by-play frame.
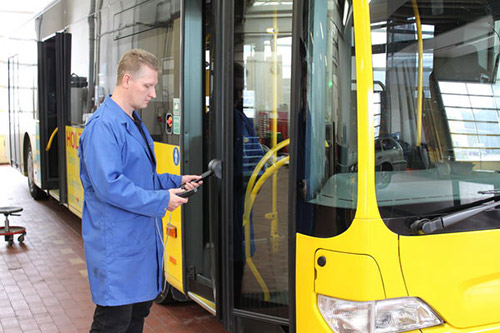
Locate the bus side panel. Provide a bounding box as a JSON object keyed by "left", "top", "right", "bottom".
{"left": 400, "top": 230, "right": 500, "bottom": 329}
{"left": 314, "top": 249, "right": 385, "bottom": 301}
{"left": 154, "top": 142, "right": 183, "bottom": 293}
{"left": 296, "top": 218, "right": 407, "bottom": 331}
{"left": 65, "top": 126, "right": 83, "bottom": 217}
{"left": 296, "top": 233, "right": 339, "bottom": 332}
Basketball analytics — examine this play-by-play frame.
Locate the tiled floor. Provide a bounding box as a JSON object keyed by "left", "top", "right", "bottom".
{"left": 0, "top": 165, "right": 226, "bottom": 333}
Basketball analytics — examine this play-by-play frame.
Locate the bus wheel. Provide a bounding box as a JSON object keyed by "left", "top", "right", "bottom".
{"left": 27, "top": 146, "right": 46, "bottom": 200}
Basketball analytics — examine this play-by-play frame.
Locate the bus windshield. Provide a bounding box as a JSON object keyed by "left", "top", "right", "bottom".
{"left": 296, "top": 0, "right": 500, "bottom": 236}
{"left": 371, "top": 0, "right": 500, "bottom": 234}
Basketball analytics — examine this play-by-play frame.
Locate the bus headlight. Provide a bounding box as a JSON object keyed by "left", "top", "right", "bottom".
{"left": 317, "top": 295, "right": 443, "bottom": 333}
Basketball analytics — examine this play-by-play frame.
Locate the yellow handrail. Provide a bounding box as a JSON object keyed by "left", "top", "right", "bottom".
{"left": 244, "top": 139, "right": 290, "bottom": 221}
{"left": 242, "top": 137, "right": 289, "bottom": 301}
{"left": 244, "top": 139, "right": 328, "bottom": 202}
{"left": 270, "top": 11, "right": 280, "bottom": 254}
{"left": 243, "top": 156, "right": 289, "bottom": 301}
{"left": 45, "top": 127, "right": 59, "bottom": 151}
{"left": 241, "top": 11, "right": 285, "bottom": 301}
{"left": 241, "top": 138, "right": 328, "bottom": 299}
{"left": 412, "top": 0, "right": 424, "bottom": 147}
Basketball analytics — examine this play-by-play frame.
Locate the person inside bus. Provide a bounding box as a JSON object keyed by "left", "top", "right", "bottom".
{"left": 79, "top": 49, "right": 201, "bottom": 333}
{"left": 233, "top": 62, "right": 262, "bottom": 306}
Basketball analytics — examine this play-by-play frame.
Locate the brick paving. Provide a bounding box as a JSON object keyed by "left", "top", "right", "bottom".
{"left": 0, "top": 165, "right": 226, "bottom": 333}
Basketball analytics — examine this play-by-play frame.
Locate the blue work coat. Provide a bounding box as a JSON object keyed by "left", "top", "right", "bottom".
{"left": 79, "top": 96, "right": 181, "bottom": 306}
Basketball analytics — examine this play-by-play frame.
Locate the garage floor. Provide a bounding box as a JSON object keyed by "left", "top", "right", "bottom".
{"left": 0, "top": 165, "right": 226, "bottom": 333}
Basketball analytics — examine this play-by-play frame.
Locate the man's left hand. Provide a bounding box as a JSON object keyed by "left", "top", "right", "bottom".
{"left": 181, "top": 175, "right": 202, "bottom": 190}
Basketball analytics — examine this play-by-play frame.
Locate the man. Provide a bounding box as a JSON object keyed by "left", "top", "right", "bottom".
{"left": 79, "top": 49, "right": 200, "bottom": 332}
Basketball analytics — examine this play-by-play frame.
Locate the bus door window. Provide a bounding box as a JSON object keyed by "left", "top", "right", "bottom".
{"left": 232, "top": 0, "right": 293, "bottom": 319}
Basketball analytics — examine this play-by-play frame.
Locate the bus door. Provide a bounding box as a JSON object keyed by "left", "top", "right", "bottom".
{"left": 179, "top": 0, "right": 220, "bottom": 313}
{"left": 7, "top": 55, "right": 21, "bottom": 169}
{"left": 37, "top": 32, "right": 71, "bottom": 203}
{"left": 214, "top": 1, "right": 294, "bottom": 331}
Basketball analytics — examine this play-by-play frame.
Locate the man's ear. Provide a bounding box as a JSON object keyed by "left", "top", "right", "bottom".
{"left": 122, "top": 73, "right": 132, "bottom": 88}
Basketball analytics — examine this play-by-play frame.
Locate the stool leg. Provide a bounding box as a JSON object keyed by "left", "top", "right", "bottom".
{"left": 4, "top": 216, "right": 13, "bottom": 246}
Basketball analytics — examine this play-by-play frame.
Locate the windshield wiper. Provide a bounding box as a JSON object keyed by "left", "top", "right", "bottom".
{"left": 478, "top": 189, "right": 500, "bottom": 195}
{"left": 410, "top": 191, "right": 500, "bottom": 234}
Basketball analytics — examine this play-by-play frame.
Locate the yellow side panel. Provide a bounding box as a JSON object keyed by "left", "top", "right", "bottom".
{"left": 400, "top": 230, "right": 500, "bottom": 329}
{"left": 315, "top": 249, "right": 384, "bottom": 301}
{"left": 296, "top": 218, "right": 407, "bottom": 332}
{"left": 296, "top": 234, "right": 333, "bottom": 332}
{"left": 65, "top": 126, "right": 84, "bottom": 218}
{"left": 154, "top": 143, "right": 183, "bottom": 293}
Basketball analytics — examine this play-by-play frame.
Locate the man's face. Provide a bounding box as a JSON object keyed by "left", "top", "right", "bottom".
{"left": 126, "top": 65, "right": 158, "bottom": 110}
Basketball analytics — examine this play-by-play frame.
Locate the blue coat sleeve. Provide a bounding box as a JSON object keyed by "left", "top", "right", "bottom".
{"left": 81, "top": 120, "right": 170, "bottom": 217}
{"left": 157, "top": 173, "right": 182, "bottom": 190}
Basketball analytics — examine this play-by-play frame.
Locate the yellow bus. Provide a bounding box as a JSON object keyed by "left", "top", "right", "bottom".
{"left": 7, "top": 0, "right": 500, "bottom": 331}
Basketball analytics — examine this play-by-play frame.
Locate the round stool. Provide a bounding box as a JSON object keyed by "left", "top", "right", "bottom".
{"left": 0, "top": 207, "right": 26, "bottom": 246}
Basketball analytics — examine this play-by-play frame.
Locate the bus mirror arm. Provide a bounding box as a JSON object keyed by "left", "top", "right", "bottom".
{"left": 410, "top": 199, "right": 500, "bottom": 234}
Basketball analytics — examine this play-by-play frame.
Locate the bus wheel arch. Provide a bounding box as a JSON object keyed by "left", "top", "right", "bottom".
{"left": 155, "top": 280, "right": 175, "bottom": 304}
{"left": 24, "top": 135, "right": 46, "bottom": 200}
{"left": 155, "top": 273, "right": 189, "bottom": 305}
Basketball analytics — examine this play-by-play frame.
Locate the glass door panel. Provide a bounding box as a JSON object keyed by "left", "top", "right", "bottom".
{"left": 232, "top": 0, "right": 293, "bottom": 319}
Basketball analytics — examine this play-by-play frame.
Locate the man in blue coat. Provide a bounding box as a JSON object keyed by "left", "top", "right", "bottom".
{"left": 79, "top": 49, "right": 200, "bottom": 332}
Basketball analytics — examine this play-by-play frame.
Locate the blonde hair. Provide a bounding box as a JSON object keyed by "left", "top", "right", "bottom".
{"left": 116, "top": 49, "right": 160, "bottom": 85}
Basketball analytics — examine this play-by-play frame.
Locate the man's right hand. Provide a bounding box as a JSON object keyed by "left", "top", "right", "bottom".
{"left": 167, "top": 188, "right": 188, "bottom": 211}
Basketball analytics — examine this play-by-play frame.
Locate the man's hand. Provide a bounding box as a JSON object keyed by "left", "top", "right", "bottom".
{"left": 181, "top": 175, "right": 203, "bottom": 191}
{"left": 167, "top": 188, "right": 188, "bottom": 211}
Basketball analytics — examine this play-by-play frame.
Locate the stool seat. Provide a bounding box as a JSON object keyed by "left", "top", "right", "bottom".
{"left": 0, "top": 207, "right": 23, "bottom": 215}
{"left": 0, "top": 207, "right": 25, "bottom": 245}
